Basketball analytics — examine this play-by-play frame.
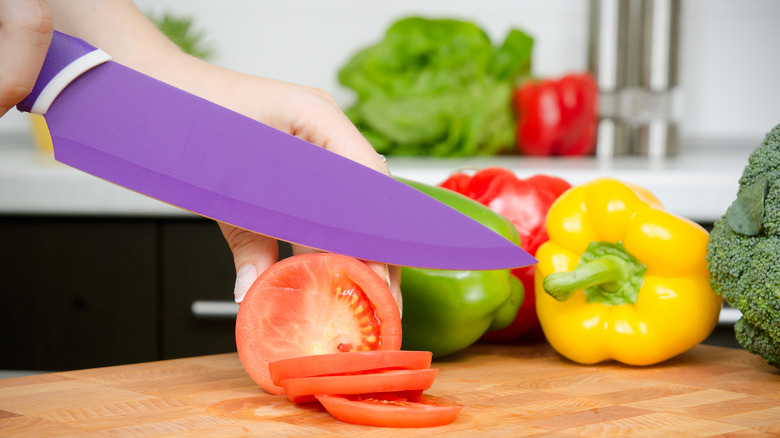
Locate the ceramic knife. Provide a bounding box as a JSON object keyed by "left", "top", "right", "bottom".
{"left": 18, "top": 31, "right": 535, "bottom": 270}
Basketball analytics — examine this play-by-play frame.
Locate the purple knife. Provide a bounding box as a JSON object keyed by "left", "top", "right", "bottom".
{"left": 17, "top": 31, "right": 536, "bottom": 270}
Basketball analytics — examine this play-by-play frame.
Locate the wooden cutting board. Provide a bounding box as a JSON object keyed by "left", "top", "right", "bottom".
{"left": 1, "top": 342, "right": 778, "bottom": 437}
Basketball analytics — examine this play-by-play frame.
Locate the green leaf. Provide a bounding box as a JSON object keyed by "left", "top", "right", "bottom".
{"left": 727, "top": 177, "right": 767, "bottom": 236}
{"left": 149, "top": 13, "right": 214, "bottom": 60}
{"left": 492, "top": 29, "right": 534, "bottom": 81}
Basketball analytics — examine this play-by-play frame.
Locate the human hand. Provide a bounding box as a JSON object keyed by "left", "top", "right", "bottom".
{"left": 210, "top": 77, "right": 401, "bottom": 312}
{"left": 34, "top": 0, "right": 403, "bottom": 313}
{"left": 0, "top": 0, "right": 53, "bottom": 116}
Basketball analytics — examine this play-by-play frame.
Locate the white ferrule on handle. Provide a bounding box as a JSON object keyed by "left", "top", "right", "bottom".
{"left": 30, "top": 49, "right": 112, "bottom": 115}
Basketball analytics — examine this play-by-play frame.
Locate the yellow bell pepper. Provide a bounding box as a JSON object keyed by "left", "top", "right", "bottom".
{"left": 535, "top": 177, "right": 721, "bottom": 365}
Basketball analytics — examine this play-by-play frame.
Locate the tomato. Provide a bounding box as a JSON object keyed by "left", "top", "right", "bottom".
{"left": 269, "top": 350, "right": 432, "bottom": 385}
{"left": 315, "top": 393, "right": 463, "bottom": 428}
{"left": 235, "top": 253, "right": 402, "bottom": 395}
{"left": 280, "top": 368, "right": 439, "bottom": 403}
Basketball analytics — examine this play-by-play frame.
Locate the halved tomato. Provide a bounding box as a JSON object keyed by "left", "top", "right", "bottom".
{"left": 280, "top": 368, "right": 439, "bottom": 403}
{"left": 269, "top": 350, "right": 432, "bottom": 385}
{"left": 235, "top": 253, "right": 402, "bottom": 395}
{"left": 315, "top": 393, "right": 463, "bottom": 428}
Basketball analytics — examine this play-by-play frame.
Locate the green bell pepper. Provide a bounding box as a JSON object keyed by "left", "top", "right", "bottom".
{"left": 396, "top": 178, "right": 525, "bottom": 357}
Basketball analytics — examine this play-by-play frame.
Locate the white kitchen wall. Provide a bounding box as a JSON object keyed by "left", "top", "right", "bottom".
{"left": 2, "top": 0, "right": 778, "bottom": 143}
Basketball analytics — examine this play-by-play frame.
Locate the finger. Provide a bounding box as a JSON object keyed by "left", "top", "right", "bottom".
{"left": 311, "top": 111, "right": 390, "bottom": 176}
{"left": 364, "top": 261, "right": 403, "bottom": 318}
{"left": 280, "top": 88, "right": 390, "bottom": 176}
{"left": 218, "top": 222, "right": 279, "bottom": 303}
{"left": 0, "top": 0, "right": 53, "bottom": 116}
{"left": 290, "top": 243, "right": 320, "bottom": 257}
{"left": 388, "top": 264, "right": 402, "bottom": 317}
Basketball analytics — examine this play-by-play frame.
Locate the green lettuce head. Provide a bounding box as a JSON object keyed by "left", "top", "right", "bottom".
{"left": 339, "top": 17, "right": 534, "bottom": 157}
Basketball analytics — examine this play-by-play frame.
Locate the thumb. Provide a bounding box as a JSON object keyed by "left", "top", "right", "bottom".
{"left": 0, "top": 0, "right": 53, "bottom": 116}
{"left": 218, "top": 222, "right": 279, "bottom": 303}
{"left": 364, "top": 262, "right": 402, "bottom": 318}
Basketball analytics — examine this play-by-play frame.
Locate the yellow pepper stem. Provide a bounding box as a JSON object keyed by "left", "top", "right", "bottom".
{"left": 543, "top": 241, "right": 647, "bottom": 306}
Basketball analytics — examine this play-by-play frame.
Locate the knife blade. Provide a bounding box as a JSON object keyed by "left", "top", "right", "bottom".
{"left": 18, "top": 31, "right": 535, "bottom": 270}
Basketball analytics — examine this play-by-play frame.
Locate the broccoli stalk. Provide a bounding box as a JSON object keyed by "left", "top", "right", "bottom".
{"left": 707, "top": 124, "right": 780, "bottom": 369}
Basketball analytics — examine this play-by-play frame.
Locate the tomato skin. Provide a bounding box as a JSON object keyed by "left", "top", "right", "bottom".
{"left": 281, "top": 368, "right": 439, "bottom": 403}
{"left": 235, "top": 253, "right": 402, "bottom": 395}
{"left": 269, "top": 350, "right": 432, "bottom": 385}
{"left": 316, "top": 393, "right": 463, "bottom": 428}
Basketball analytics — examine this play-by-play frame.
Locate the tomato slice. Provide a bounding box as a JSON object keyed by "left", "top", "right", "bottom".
{"left": 315, "top": 393, "right": 463, "bottom": 428}
{"left": 280, "top": 368, "right": 439, "bottom": 403}
{"left": 235, "top": 253, "right": 402, "bottom": 395}
{"left": 268, "top": 350, "right": 432, "bottom": 385}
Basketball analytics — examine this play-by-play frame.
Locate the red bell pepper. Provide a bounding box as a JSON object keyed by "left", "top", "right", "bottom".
{"left": 514, "top": 73, "right": 598, "bottom": 156}
{"left": 440, "top": 168, "right": 571, "bottom": 340}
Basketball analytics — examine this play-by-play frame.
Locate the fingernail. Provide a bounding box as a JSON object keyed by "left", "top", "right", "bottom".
{"left": 383, "top": 265, "right": 402, "bottom": 318}
{"left": 234, "top": 264, "right": 258, "bottom": 304}
{"left": 385, "top": 270, "right": 392, "bottom": 288}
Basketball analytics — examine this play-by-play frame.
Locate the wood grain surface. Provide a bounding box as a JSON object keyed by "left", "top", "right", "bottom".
{"left": 1, "top": 342, "right": 778, "bottom": 437}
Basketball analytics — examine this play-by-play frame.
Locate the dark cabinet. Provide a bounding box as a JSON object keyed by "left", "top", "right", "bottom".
{"left": 0, "top": 217, "right": 740, "bottom": 372}
{"left": 158, "top": 220, "right": 238, "bottom": 360}
{"left": 0, "top": 217, "right": 239, "bottom": 371}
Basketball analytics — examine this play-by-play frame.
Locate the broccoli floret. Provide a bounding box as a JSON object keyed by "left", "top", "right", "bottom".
{"left": 707, "top": 219, "right": 761, "bottom": 300}
{"left": 737, "top": 125, "right": 780, "bottom": 235}
{"left": 735, "top": 318, "right": 780, "bottom": 368}
{"left": 730, "top": 236, "right": 780, "bottom": 342}
{"left": 707, "top": 124, "right": 780, "bottom": 368}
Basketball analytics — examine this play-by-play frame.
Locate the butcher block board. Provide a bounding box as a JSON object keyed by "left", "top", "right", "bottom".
{"left": 1, "top": 342, "right": 778, "bottom": 437}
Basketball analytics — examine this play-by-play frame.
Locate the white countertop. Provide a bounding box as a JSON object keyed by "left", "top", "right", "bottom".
{"left": 0, "top": 134, "right": 756, "bottom": 223}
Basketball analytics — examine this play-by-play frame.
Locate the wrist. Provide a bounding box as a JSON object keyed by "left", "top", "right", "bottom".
{"left": 44, "top": 0, "right": 183, "bottom": 77}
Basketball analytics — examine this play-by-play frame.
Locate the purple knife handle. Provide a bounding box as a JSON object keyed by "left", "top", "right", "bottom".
{"left": 17, "top": 30, "right": 111, "bottom": 115}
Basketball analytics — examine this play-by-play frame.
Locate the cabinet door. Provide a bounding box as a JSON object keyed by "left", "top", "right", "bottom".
{"left": 159, "top": 220, "right": 294, "bottom": 359}
{"left": 0, "top": 218, "right": 158, "bottom": 371}
{"left": 159, "top": 220, "right": 236, "bottom": 359}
